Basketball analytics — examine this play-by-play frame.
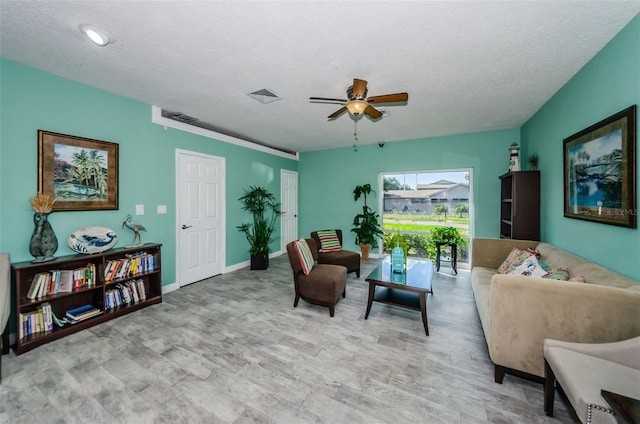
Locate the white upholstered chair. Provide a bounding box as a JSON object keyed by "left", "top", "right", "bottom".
{"left": 544, "top": 336, "right": 640, "bottom": 423}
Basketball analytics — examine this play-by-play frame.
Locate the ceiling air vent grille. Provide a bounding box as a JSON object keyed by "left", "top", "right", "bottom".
{"left": 247, "top": 88, "right": 281, "bottom": 104}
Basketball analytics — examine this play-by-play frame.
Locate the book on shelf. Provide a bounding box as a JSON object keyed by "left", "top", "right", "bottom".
{"left": 18, "top": 302, "right": 55, "bottom": 339}
{"left": 25, "top": 264, "right": 97, "bottom": 300}
{"left": 105, "top": 279, "right": 147, "bottom": 310}
{"left": 65, "top": 304, "right": 103, "bottom": 323}
{"left": 104, "top": 253, "right": 155, "bottom": 282}
{"left": 57, "top": 270, "right": 74, "bottom": 293}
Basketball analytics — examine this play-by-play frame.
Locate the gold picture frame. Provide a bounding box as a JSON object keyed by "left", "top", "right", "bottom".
{"left": 38, "top": 130, "right": 119, "bottom": 211}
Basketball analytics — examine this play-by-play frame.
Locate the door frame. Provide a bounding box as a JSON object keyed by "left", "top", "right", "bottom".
{"left": 175, "top": 148, "right": 226, "bottom": 288}
{"left": 280, "top": 169, "right": 299, "bottom": 253}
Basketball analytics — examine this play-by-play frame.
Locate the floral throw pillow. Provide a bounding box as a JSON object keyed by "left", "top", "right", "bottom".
{"left": 497, "top": 248, "right": 533, "bottom": 274}
{"left": 508, "top": 255, "right": 548, "bottom": 278}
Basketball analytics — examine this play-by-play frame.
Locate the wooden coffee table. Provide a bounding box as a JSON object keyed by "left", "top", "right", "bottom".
{"left": 364, "top": 257, "right": 433, "bottom": 336}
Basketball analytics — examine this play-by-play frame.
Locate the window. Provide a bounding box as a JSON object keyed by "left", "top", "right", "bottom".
{"left": 382, "top": 169, "right": 472, "bottom": 263}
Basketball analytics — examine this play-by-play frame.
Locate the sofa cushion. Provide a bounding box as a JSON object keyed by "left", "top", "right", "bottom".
{"left": 508, "top": 255, "right": 548, "bottom": 278}
{"left": 573, "top": 262, "right": 640, "bottom": 289}
{"left": 536, "top": 243, "right": 587, "bottom": 272}
{"left": 316, "top": 230, "right": 342, "bottom": 252}
{"left": 497, "top": 247, "right": 533, "bottom": 274}
{"left": 293, "top": 238, "right": 314, "bottom": 275}
{"left": 470, "top": 266, "right": 495, "bottom": 343}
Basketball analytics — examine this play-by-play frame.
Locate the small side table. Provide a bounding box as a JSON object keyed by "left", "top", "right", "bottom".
{"left": 435, "top": 242, "right": 457, "bottom": 274}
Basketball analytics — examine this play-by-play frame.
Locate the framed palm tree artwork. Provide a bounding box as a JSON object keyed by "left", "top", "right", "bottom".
{"left": 563, "top": 105, "right": 636, "bottom": 228}
{"left": 38, "top": 130, "right": 119, "bottom": 211}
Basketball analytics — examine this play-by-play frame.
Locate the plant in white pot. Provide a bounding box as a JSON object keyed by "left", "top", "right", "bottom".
{"left": 351, "top": 184, "right": 383, "bottom": 261}
{"left": 237, "top": 186, "right": 283, "bottom": 270}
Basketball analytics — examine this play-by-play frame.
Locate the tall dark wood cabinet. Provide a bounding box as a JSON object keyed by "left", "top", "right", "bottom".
{"left": 11, "top": 243, "right": 162, "bottom": 354}
{"left": 499, "top": 171, "right": 540, "bottom": 240}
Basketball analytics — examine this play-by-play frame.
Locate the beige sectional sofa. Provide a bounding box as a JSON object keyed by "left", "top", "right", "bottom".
{"left": 470, "top": 237, "right": 640, "bottom": 383}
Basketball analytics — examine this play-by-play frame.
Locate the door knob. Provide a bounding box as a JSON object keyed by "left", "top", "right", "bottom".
{"left": 181, "top": 224, "right": 192, "bottom": 229}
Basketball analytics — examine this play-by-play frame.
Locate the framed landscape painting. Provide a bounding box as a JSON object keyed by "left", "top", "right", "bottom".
{"left": 563, "top": 105, "right": 636, "bottom": 228}
{"left": 38, "top": 130, "right": 119, "bottom": 211}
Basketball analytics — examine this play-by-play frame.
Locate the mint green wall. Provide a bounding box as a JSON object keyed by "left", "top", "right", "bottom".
{"left": 0, "top": 59, "right": 298, "bottom": 285}
{"left": 298, "top": 128, "right": 520, "bottom": 253}
{"left": 521, "top": 15, "right": 640, "bottom": 280}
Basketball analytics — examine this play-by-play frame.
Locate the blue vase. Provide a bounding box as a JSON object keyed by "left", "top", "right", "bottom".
{"left": 29, "top": 212, "right": 58, "bottom": 262}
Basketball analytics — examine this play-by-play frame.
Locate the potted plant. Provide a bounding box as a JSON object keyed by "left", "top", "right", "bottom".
{"left": 351, "top": 184, "right": 384, "bottom": 261}
{"left": 237, "top": 186, "right": 283, "bottom": 270}
{"left": 427, "top": 226, "right": 465, "bottom": 261}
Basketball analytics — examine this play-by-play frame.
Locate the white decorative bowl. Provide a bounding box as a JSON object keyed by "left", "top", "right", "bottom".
{"left": 68, "top": 226, "right": 118, "bottom": 254}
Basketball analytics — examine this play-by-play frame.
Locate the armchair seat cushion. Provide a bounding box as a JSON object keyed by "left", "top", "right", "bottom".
{"left": 311, "top": 230, "right": 361, "bottom": 278}
{"left": 297, "top": 264, "right": 347, "bottom": 303}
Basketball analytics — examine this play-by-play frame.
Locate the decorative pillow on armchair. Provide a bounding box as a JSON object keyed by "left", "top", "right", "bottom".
{"left": 316, "top": 230, "right": 342, "bottom": 252}
{"left": 508, "top": 255, "right": 548, "bottom": 278}
{"left": 293, "top": 238, "right": 314, "bottom": 275}
{"left": 497, "top": 247, "right": 533, "bottom": 274}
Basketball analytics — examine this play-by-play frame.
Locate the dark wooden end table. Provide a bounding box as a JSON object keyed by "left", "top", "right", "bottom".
{"left": 435, "top": 242, "right": 457, "bottom": 274}
{"left": 364, "top": 257, "right": 433, "bottom": 336}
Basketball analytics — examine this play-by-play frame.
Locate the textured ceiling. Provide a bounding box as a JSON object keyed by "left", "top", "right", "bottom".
{"left": 1, "top": 1, "right": 639, "bottom": 153}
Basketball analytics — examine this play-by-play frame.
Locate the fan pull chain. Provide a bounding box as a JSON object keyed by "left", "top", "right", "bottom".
{"left": 353, "top": 120, "right": 358, "bottom": 151}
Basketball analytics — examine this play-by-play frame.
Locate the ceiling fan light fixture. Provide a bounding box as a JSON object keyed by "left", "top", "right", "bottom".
{"left": 80, "top": 25, "right": 111, "bottom": 46}
{"left": 346, "top": 100, "right": 368, "bottom": 116}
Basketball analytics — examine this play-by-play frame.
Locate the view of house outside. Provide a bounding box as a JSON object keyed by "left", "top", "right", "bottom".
{"left": 382, "top": 171, "right": 471, "bottom": 263}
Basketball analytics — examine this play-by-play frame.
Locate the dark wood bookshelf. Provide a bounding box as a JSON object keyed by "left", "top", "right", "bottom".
{"left": 499, "top": 171, "right": 540, "bottom": 240}
{"left": 12, "top": 243, "right": 162, "bottom": 355}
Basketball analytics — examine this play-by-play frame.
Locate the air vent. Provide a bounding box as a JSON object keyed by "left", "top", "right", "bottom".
{"left": 165, "top": 112, "right": 198, "bottom": 123}
{"left": 247, "top": 88, "right": 281, "bottom": 104}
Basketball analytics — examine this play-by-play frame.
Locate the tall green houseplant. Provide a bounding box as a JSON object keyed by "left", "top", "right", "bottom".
{"left": 351, "top": 184, "right": 384, "bottom": 261}
{"left": 237, "top": 186, "right": 283, "bottom": 270}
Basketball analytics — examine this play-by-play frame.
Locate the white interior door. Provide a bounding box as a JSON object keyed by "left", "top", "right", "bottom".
{"left": 281, "top": 170, "right": 298, "bottom": 250}
{"left": 176, "top": 149, "right": 225, "bottom": 286}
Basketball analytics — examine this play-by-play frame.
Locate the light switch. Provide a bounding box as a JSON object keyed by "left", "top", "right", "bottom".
{"left": 135, "top": 204, "right": 144, "bottom": 215}
{"left": 157, "top": 205, "right": 167, "bottom": 214}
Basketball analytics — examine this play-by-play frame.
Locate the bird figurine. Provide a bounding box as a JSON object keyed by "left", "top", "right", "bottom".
{"left": 122, "top": 214, "right": 146, "bottom": 246}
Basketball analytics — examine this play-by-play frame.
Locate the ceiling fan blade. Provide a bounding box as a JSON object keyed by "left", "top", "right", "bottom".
{"left": 328, "top": 107, "right": 348, "bottom": 120}
{"left": 367, "top": 92, "right": 409, "bottom": 104}
{"left": 364, "top": 105, "right": 383, "bottom": 120}
{"left": 309, "top": 97, "right": 347, "bottom": 103}
{"left": 351, "top": 79, "right": 368, "bottom": 99}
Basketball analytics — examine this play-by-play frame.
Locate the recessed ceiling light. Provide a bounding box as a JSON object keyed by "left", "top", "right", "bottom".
{"left": 80, "top": 25, "right": 111, "bottom": 47}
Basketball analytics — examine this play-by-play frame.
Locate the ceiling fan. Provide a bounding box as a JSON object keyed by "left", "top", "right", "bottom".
{"left": 310, "top": 78, "right": 408, "bottom": 120}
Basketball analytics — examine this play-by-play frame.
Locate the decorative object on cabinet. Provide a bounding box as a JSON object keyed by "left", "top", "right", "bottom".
{"left": 237, "top": 186, "right": 283, "bottom": 270}
{"left": 500, "top": 171, "right": 540, "bottom": 240}
{"left": 68, "top": 226, "right": 118, "bottom": 254}
{"left": 12, "top": 243, "right": 162, "bottom": 355}
{"left": 28, "top": 193, "right": 58, "bottom": 263}
{"left": 508, "top": 142, "right": 521, "bottom": 172}
{"left": 528, "top": 153, "right": 539, "bottom": 171}
{"left": 38, "top": 130, "right": 119, "bottom": 211}
{"left": 563, "top": 105, "right": 636, "bottom": 228}
{"left": 122, "top": 215, "right": 146, "bottom": 246}
{"left": 351, "top": 184, "right": 383, "bottom": 261}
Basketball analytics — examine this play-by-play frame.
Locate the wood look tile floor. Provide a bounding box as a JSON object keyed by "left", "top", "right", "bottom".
{"left": 1, "top": 255, "right": 577, "bottom": 423}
